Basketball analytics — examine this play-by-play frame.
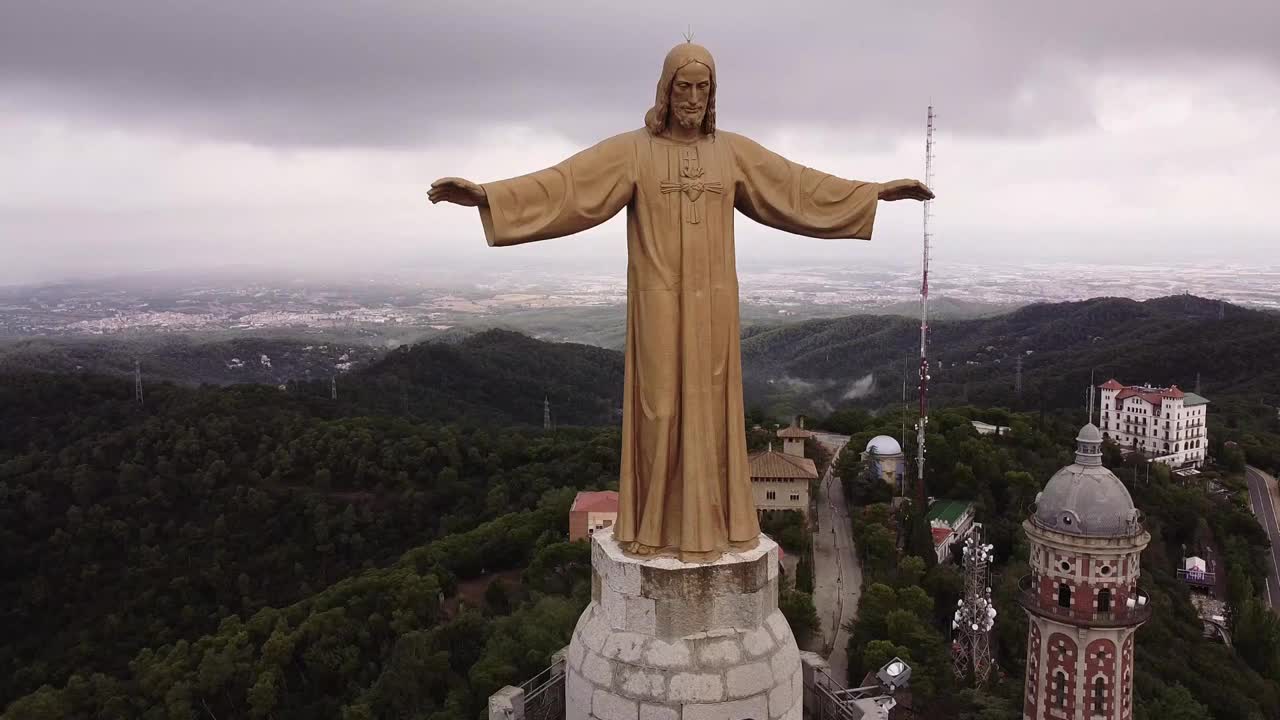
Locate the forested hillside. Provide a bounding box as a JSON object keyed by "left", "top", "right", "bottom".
{"left": 4, "top": 295, "right": 1280, "bottom": 718}
{"left": 743, "top": 294, "right": 1280, "bottom": 412}
{"left": 7, "top": 295, "right": 1278, "bottom": 444}
{"left": 0, "top": 372, "right": 618, "bottom": 716}
{"left": 0, "top": 335, "right": 383, "bottom": 387}
{"left": 2, "top": 499, "right": 592, "bottom": 720}
{"left": 334, "top": 329, "right": 624, "bottom": 426}
{"left": 743, "top": 295, "right": 1280, "bottom": 471}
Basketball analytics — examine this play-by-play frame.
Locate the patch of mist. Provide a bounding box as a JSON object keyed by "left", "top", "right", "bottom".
{"left": 772, "top": 375, "right": 829, "bottom": 393}
{"left": 806, "top": 397, "right": 834, "bottom": 416}
{"left": 842, "top": 372, "right": 876, "bottom": 400}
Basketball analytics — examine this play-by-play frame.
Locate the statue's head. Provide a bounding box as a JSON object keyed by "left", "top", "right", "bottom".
{"left": 645, "top": 43, "right": 716, "bottom": 136}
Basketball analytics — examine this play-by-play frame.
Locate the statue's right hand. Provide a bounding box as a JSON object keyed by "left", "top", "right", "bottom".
{"left": 428, "top": 177, "right": 488, "bottom": 207}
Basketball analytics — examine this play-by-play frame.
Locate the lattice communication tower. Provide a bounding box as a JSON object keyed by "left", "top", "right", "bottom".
{"left": 952, "top": 530, "right": 996, "bottom": 684}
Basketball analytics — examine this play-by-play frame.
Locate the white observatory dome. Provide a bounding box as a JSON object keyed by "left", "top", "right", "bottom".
{"left": 866, "top": 435, "right": 904, "bottom": 457}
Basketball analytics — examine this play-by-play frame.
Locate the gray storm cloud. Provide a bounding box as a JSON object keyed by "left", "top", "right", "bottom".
{"left": 2, "top": 1, "right": 1278, "bottom": 147}
{"left": 1, "top": 1, "right": 1278, "bottom": 284}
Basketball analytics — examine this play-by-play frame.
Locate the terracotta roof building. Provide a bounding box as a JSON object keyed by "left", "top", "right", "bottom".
{"left": 749, "top": 446, "right": 816, "bottom": 518}
{"left": 569, "top": 490, "right": 619, "bottom": 542}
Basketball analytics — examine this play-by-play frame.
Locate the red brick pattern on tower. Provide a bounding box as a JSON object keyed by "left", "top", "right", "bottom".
{"left": 1043, "top": 633, "right": 1077, "bottom": 719}
{"left": 1085, "top": 639, "right": 1116, "bottom": 717}
{"left": 1121, "top": 634, "right": 1134, "bottom": 720}
{"left": 1024, "top": 623, "right": 1041, "bottom": 718}
{"left": 1023, "top": 527, "right": 1147, "bottom": 719}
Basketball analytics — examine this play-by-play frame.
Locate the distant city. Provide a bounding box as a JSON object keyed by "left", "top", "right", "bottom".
{"left": 1, "top": 261, "right": 1276, "bottom": 343}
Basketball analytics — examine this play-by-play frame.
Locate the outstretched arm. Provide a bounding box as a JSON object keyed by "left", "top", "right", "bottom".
{"left": 729, "top": 133, "right": 932, "bottom": 240}
{"left": 428, "top": 133, "right": 635, "bottom": 247}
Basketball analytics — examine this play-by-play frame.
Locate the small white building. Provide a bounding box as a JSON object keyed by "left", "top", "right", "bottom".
{"left": 971, "top": 420, "right": 1010, "bottom": 436}
{"left": 1177, "top": 555, "right": 1217, "bottom": 588}
{"left": 1098, "top": 379, "right": 1209, "bottom": 468}
{"left": 926, "top": 499, "right": 976, "bottom": 564}
{"left": 862, "top": 435, "right": 906, "bottom": 492}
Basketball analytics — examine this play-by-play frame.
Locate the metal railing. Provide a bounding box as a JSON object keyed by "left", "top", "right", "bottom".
{"left": 807, "top": 665, "right": 899, "bottom": 720}
{"left": 1017, "top": 575, "right": 1152, "bottom": 627}
{"left": 492, "top": 650, "right": 912, "bottom": 720}
{"left": 1177, "top": 568, "right": 1217, "bottom": 585}
{"left": 519, "top": 656, "right": 566, "bottom": 720}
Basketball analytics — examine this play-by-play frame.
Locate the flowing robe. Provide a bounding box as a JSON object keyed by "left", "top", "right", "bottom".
{"left": 479, "top": 129, "right": 879, "bottom": 561}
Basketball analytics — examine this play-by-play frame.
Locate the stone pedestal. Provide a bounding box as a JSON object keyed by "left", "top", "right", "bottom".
{"left": 566, "top": 528, "right": 801, "bottom": 720}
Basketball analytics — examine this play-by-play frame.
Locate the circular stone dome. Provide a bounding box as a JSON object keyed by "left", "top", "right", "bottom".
{"left": 866, "top": 435, "right": 903, "bottom": 456}
{"left": 1033, "top": 424, "right": 1139, "bottom": 537}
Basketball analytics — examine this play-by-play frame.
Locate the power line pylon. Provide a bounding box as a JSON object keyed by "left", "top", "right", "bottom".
{"left": 134, "top": 360, "right": 144, "bottom": 405}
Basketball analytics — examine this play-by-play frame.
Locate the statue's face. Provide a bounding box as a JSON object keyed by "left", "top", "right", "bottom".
{"left": 670, "top": 62, "right": 711, "bottom": 130}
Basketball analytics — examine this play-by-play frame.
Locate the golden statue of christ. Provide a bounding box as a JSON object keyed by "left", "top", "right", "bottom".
{"left": 429, "top": 43, "right": 932, "bottom": 561}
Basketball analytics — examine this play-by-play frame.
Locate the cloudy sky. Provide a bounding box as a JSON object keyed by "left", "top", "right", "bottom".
{"left": 1, "top": 1, "right": 1277, "bottom": 285}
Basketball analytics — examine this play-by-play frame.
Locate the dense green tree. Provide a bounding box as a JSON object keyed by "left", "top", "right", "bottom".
{"left": 484, "top": 579, "right": 512, "bottom": 616}
{"left": 1136, "top": 684, "right": 1212, "bottom": 720}
{"left": 794, "top": 553, "right": 815, "bottom": 594}
{"left": 779, "top": 589, "right": 820, "bottom": 643}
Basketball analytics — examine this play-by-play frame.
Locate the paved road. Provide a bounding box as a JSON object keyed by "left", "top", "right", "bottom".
{"left": 1246, "top": 465, "right": 1280, "bottom": 610}
{"left": 810, "top": 432, "right": 864, "bottom": 685}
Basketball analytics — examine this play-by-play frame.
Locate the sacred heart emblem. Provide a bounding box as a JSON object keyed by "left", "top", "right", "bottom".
{"left": 660, "top": 148, "right": 722, "bottom": 224}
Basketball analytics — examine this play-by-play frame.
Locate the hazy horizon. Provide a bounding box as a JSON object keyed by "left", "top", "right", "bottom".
{"left": 4, "top": 247, "right": 1278, "bottom": 294}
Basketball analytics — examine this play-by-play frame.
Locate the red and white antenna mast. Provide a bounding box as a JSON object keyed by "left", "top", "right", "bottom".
{"left": 915, "top": 106, "right": 935, "bottom": 504}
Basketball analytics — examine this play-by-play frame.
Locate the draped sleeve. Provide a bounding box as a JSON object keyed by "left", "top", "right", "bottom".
{"left": 479, "top": 132, "right": 636, "bottom": 247}
{"left": 727, "top": 132, "right": 879, "bottom": 240}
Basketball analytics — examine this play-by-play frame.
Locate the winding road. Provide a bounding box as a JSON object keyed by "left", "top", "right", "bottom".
{"left": 1246, "top": 465, "right": 1280, "bottom": 611}
{"left": 809, "top": 431, "right": 864, "bottom": 684}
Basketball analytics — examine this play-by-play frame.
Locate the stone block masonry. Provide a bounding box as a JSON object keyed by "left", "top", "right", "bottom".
{"left": 567, "top": 528, "right": 801, "bottom": 720}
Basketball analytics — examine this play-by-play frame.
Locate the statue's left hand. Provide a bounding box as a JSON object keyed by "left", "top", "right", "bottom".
{"left": 428, "top": 177, "right": 488, "bottom": 207}
{"left": 878, "top": 179, "right": 934, "bottom": 202}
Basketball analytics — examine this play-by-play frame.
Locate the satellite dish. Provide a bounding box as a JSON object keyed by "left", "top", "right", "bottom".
{"left": 877, "top": 657, "right": 913, "bottom": 689}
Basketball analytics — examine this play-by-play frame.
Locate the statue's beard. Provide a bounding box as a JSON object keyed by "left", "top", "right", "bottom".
{"left": 674, "top": 106, "right": 705, "bottom": 130}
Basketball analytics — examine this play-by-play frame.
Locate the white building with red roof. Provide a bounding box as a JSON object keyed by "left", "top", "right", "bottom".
{"left": 569, "top": 490, "right": 619, "bottom": 542}
{"left": 1098, "top": 379, "right": 1209, "bottom": 468}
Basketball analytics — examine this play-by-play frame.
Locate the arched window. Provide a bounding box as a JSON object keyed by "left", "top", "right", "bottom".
{"left": 1098, "top": 588, "right": 1112, "bottom": 613}
{"left": 1055, "top": 671, "right": 1068, "bottom": 707}
{"left": 1058, "top": 584, "right": 1072, "bottom": 609}
{"left": 1093, "top": 677, "right": 1106, "bottom": 713}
